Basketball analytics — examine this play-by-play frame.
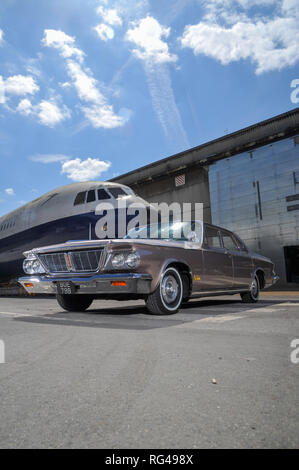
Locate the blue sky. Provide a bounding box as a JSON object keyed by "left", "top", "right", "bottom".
{"left": 0, "top": 0, "right": 298, "bottom": 216}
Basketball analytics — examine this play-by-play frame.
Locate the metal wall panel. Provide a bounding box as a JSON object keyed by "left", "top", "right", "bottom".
{"left": 209, "top": 136, "right": 299, "bottom": 285}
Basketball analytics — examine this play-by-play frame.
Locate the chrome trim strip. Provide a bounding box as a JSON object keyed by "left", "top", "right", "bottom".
{"left": 19, "top": 273, "right": 152, "bottom": 283}
{"left": 37, "top": 248, "right": 105, "bottom": 275}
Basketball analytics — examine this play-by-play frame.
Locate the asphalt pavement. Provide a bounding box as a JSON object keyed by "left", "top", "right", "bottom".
{"left": 0, "top": 292, "right": 298, "bottom": 449}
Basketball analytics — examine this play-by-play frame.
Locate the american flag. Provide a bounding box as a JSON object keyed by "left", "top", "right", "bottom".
{"left": 175, "top": 174, "right": 185, "bottom": 187}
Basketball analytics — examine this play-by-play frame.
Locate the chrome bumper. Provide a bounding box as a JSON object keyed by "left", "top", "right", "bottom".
{"left": 272, "top": 274, "right": 280, "bottom": 285}
{"left": 265, "top": 272, "right": 279, "bottom": 288}
{"left": 18, "top": 273, "right": 152, "bottom": 295}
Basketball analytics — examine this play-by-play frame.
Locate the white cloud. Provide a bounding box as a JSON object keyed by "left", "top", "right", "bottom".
{"left": 126, "top": 16, "right": 177, "bottom": 64}
{"left": 30, "top": 154, "right": 70, "bottom": 163}
{"left": 66, "top": 60, "right": 125, "bottom": 128}
{"left": 17, "top": 98, "right": 33, "bottom": 116}
{"left": 5, "top": 188, "right": 15, "bottom": 196}
{"left": 15, "top": 98, "right": 70, "bottom": 127}
{"left": 81, "top": 103, "right": 125, "bottom": 128}
{"left": 37, "top": 100, "right": 71, "bottom": 127}
{"left": 43, "top": 29, "right": 126, "bottom": 129}
{"left": 0, "top": 29, "right": 3, "bottom": 43}
{"left": 126, "top": 16, "right": 188, "bottom": 149}
{"left": 180, "top": 0, "right": 299, "bottom": 74}
{"left": 61, "top": 158, "right": 111, "bottom": 181}
{"left": 0, "top": 76, "right": 5, "bottom": 104}
{"left": 144, "top": 63, "right": 189, "bottom": 148}
{"left": 4, "top": 75, "right": 39, "bottom": 96}
{"left": 94, "top": 23, "right": 115, "bottom": 41}
{"left": 59, "top": 81, "right": 71, "bottom": 89}
{"left": 97, "top": 6, "right": 122, "bottom": 26}
{"left": 66, "top": 60, "right": 103, "bottom": 103}
{"left": 42, "top": 29, "right": 84, "bottom": 62}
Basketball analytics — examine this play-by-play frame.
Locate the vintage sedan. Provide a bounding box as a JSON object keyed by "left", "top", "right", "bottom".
{"left": 19, "top": 221, "right": 279, "bottom": 315}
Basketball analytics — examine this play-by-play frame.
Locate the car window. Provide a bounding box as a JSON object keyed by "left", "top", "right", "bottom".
{"left": 97, "top": 188, "right": 111, "bottom": 200}
{"left": 125, "top": 221, "right": 202, "bottom": 242}
{"left": 234, "top": 234, "right": 247, "bottom": 251}
{"left": 205, "top": 226, "right": 222, "bottom": 248}
{"left": 221, "top": 231, "right": 239, "bottom": 251}
{"left": 87, "top": 190, "right": 96, "bottom": 203}
{"left": 108, "top": 187, "right": 127, "bottom": 198}
{"left": 74, "top": 191, "right": 87, "bottom": 205}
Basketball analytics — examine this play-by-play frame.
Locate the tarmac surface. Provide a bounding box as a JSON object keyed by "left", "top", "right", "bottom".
{"left": 0, "top": 292, "right": 298, "bottom": 449}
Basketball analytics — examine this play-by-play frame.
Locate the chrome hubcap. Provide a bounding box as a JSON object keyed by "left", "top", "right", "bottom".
{"left": 161, "top": 274, "right": 179, "bottom": 304}
{"left": 251, "top": 278, "right": 258, "bottom": 298}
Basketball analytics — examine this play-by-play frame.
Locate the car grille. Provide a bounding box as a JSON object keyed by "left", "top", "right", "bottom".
{"left": 39, "top": 250, "right": 104, "bottom": 273}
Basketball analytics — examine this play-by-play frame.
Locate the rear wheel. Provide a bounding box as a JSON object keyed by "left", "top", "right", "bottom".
{"left": 241, "top": 275, "right": 260, "bottom": 303}
{"left": 56, "top": 294, "right": 93, "bottom": 312}
{"left": 146, "top": 267, "right": 183, "bottom": 315}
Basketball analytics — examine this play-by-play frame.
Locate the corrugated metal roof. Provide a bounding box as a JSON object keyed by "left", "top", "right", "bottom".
{"left": 111, "top": 108, "right": 299, "bottom": 186}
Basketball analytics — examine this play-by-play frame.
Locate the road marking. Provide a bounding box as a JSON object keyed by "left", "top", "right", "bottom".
{"left": 196, "top": 315, "right": 244, "bottom": 323}
{"left": 0, "top": 311, "right": 33, "bottom": 318}
{"left": 276, "top": 302, "right": 299, "bottom": 307}
{"left": 243, "top": 307, "right": 278, "bottom": 314}
{"left": 174, "top": 314, "right": 244, "bottom": 328}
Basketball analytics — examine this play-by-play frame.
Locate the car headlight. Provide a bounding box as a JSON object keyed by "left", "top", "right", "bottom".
{"left": 23, "top": 257, "right": 46, "bottom": 275}
{"left": 24, "top": 251, "right": 36, "bottom": 260}
{"left": 111, "top": 252, "right": 140, "bottom": 269}
{"left": 126, "top": 252, "right": 140, "bottom": 268}
{"left": 111, "top": 253, "right": 126, "bottom": 269}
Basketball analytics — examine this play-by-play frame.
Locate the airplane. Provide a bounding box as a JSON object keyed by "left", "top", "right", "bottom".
{"left": 0, "top": 181, "right": 153, "bottom": 283}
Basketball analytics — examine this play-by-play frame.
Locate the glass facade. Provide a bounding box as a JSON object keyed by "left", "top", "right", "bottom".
{"left": 209, "top": 135, "right": 299, "bottom": 285}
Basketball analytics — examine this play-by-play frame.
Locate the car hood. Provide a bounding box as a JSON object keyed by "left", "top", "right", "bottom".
{"left": 26, "top": 237, "right": 193, "bottom": 255}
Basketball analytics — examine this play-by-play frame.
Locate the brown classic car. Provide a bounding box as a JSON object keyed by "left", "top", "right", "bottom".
{"left": 19, "top": 221, "right": 279, "bottom": 315}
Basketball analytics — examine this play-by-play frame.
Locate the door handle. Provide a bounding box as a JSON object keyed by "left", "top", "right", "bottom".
{"left": 224, "top": 249, "right": 232, "bottom": 258}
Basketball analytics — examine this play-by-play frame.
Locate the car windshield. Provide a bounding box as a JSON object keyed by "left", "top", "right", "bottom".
{"left": 125, "top": 221, "right": 202, "bottom": 242}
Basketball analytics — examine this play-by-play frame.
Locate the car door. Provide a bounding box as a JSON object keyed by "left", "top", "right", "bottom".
{"left": 200, "top": 225, "right": 234, "bottom": 290}
{"left": 220, "top": 230, "right": 253, "bottom": 289}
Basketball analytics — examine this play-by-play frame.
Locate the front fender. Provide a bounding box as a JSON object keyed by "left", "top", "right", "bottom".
{"left": 152, "top": 258, "right": 193, "bottom": 292}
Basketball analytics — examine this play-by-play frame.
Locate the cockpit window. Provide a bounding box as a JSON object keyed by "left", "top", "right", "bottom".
{"left": 74, "top": 191, "right": 87, "bottom": 205}
{"left": 108, "top": 187, "right": 127, "bottom": 199}
{"left": 87, "top": 190, "right": 96, "bottom": 203}
{"left": 97, "top": 188, "right": 111, "bottom": 200}
{"left": 40, "top": 193, "right": 58, "bottom": 206}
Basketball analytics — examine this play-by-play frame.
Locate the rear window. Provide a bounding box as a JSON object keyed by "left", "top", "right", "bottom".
{"left": 205, "top": 226, "right": 221, "bottom": 248}
{"left": 74, "top": 191, "right": 87, "bottom": 205}
{"left": 221, "top": 231, "right": 239, "bottom": 251}
{"left": 97, "top": 188, "right": 111, "bottom": 200}
{"left": 108, "top": 187, "right": 127, "bottom": 198}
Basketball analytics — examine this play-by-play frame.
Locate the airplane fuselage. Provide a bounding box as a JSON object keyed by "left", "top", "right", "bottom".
{"left": 0, "top": 181, "right": 151, "bottom": 282}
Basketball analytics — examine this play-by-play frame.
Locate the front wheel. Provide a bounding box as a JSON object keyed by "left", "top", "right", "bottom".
{"left": 240, "top": 275, "right": 260, "bottom": 303}
{"left": 146, "top": 267, "right": 183, "bottom": 315}
{"left": 56, "top": 294, "right": 94, "bottom": 312}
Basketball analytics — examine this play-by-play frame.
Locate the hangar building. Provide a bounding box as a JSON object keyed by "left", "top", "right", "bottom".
{"left": 112, "top": 108, "right": 299, "bottom": 287}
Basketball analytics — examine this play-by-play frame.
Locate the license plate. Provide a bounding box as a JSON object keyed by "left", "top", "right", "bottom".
{"left": 56, "top": 281, "right": 75, "bottom": 295}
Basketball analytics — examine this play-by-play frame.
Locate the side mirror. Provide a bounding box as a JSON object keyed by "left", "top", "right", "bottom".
{"left": 187, "top": 231, "right": 199, "bottom": 243}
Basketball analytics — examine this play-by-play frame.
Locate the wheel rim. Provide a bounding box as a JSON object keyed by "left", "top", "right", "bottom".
{"left": 161, "top": 274, "right": 179, "bottom": 304}
{"left": 160, "top": 269, "right": 183, "bottom": 311}
{"left": 251, "top": 277, "right": 259, "bottom": 299}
